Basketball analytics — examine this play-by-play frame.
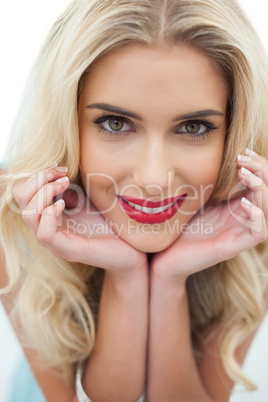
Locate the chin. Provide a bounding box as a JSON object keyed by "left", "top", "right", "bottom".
{"left": 122, "top": 232, "right": 179, "bottom": 253}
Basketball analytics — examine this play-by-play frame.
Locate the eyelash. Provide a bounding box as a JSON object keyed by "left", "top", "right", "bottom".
{"left": 91, "top": 115, "right": 219, "bottom": 140}
{"left": 91, "top": 115, "right": 135, "bottom": 137}
{"left": 176, "top": 119, "right": 219, "bottom": 140}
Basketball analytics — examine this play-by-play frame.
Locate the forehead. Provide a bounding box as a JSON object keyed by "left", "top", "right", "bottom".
{"left": 80, "top": 44, "right": 228, "bottom": 116}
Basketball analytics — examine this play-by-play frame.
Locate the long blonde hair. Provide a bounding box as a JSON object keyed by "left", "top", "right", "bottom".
{"left": 1, "top": 0, "right": 268, "bottom": 388}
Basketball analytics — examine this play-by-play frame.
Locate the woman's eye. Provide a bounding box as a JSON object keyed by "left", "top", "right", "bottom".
{"left": 185, "top": 122, "right": 203, "bottom": 134}
{"left": 92, "top": 116, "right": 135, "bottom": 135}
{"left": 106, "top": 119, "right": 124, "bottom": 131}
{"left": 102, "top": 118, "right": 132, "bottom": 132}
{"left": 175, "top": 120, "right": 218, "bottom": 138}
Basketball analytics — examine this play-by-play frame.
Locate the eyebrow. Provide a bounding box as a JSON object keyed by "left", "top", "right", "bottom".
{"left": 86, "top": 102, "right": 225, "bottom": 121}
{"left": 86, "top": 103, "right": 142, "bottom": 120}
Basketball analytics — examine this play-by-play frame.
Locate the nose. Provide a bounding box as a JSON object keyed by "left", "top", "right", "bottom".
{"left": 133, "top": 140, "right": 175, "bottom": 196}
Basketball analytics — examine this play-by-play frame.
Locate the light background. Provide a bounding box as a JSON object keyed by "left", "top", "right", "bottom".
{"left": 0, "top": 1, "right": 268, "bottom": 401}
{"left": 0, "top": 1, "right": 268, "bottom": 163}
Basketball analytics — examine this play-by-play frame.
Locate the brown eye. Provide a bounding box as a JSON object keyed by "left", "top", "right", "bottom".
{"left": 185, "top": 122, "right": 201, "bottom": 134}
{"left": 108, "top": 119, "right": 124, "bottom": 131}
{"left": 174, "top": 119, "right": 218, "bottom": 140}
{"left": 93, "top": 115, "right": 135, "bottom": 135}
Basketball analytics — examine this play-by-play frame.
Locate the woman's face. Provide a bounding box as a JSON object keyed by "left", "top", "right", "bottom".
{"left": 78, "top": 44, "right": 228, "bottom": 252}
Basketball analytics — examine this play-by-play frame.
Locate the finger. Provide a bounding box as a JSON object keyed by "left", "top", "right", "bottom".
{"left": 39, "top": 226, "right": 141, "bottom": 270}
{"left": 38, "top": 203, "right": 141, "bottom": 269}
{"left": 238, "top": 167, "right": 268, "bottom": 220}
{"left": 37, "top": 199, "right": 66, "bottom": 246}
{"left": 37, "top": 202, "right": 112, "bottom": 264}
{"left": 22, "top": 177, "right": 70, "bottom": 233}
{"left": 240, "top": 197, "right": 267, "bottom": 239}
{"left": 237, "top": 150, "right": 268, "bottom": 184}
{"left": 12, "top": 166, "right": 68, "bottom": 209}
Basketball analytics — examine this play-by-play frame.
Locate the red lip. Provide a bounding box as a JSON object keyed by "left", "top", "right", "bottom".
{"left": 116, "top": 194, "right": 187, "bottom": 224}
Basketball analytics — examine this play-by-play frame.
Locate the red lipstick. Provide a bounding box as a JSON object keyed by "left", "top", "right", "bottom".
{"left": 117, "top": 194, "right": 187, "bottom": 224}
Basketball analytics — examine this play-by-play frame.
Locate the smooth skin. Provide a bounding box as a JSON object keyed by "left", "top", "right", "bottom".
{"left": 78, "top": 44, "right": 228, "bottom": 253}
{"left": 4, "top": 44, "right": 268, "bottom": 402}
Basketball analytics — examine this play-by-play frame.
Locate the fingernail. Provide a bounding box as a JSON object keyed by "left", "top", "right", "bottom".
{"left": 245, "top": 148, "right": 258, "bottom": 158}
{"left": 241, "top": 167, "right": 252, "bottom": 177}
{"left": 242, "top": 197, "right": 252, "bottom": 206}
{"left": 237, "top": 154, "right": 251, "bottom": 163}
{"left": 55, "top": 166, "right": 68, "bottom": 172}
{"left": 56, "top": 176, "right": 69, "bottom": 183}
{"left": 54, "top": 199, "right": 65, "bottom": 205}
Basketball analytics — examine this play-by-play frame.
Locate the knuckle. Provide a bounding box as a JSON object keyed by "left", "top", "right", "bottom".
{"left": 254, "top": 208, "right": 263, "bottom": 221}
{"left": 47, "top": 181, "right": 57, "bottom": 191}
{"left": 45, "top": 172, "right": 54, "bottom": 182}
{"left": 259, "top": 227, "right": 267, "bottom": 243}
{"left": 253, "top": 213, "right": 267, "bottom": 242}
{"left": 51, "top": 247, "right": 73, "bottom": 262}
{"left": 250, "top": 175, "right": 262, "bottom": 189}
{"left": 257, "top": 207, "right": 264, "bottom": 217}
{"left": 37, "top": 227, "right": 51, "bottom": 244}
{"left": 64, "top": 254, "right": 75, "bottom": 262}
{"left": 255, "top": 177, "right": 263, "bottom": 187}
{"left": 11, "top": 183, "right": 18, "bottom": 199}
{"left": 22, "top": 208, "right": 36, "bottom": 223}
{"left": 252, "top": 158, "right": 264, "bottom": 173}
{"left": 13, "top": 189, "right": 25, "bottom": 208}
{"left": 12, "top": 178, "right": 33, "bottom": 208}
{"left": 39, "top": 182, "right": 54, "bottom": 200}
{"left": 41, "top": 181, "right": 61, "bottom": 202}
{"left": 50, "top": 249, "right": 61, "bottom": 259}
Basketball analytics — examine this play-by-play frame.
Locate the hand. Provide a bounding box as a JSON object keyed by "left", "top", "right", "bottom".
{"left": 151, "top": 150, "right": 268, "bottom": 285}
{"left": 12, "top": 167, "right": 148, "bottom": 276}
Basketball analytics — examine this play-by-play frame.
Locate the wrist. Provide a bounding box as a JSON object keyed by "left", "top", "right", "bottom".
{"left": 105, "top": 264, "right": 148, "bottom": 297}
{"left": 150, "top": 257, "right": 187, "bottom": 294}
{"left": 105, "top": 252, "right": 148, "bottom": 280}
{"left": 150, "top": 267, "right": 187, "bottom": 308}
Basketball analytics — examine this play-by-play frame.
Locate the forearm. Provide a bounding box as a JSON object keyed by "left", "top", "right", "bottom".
{"left": 147, "top": 272, "right": 213, "bottom": 402}
{"left": 83, "top": 267, "right": 149, "bottom": 402}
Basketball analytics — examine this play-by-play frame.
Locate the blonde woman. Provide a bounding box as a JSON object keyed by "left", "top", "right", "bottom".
{"left": 1, "top": 0, "right": 268, "bottom": 401}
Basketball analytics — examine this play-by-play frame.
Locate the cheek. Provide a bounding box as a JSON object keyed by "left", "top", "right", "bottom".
{"left": 80, "top": 170, "right": 119, "bottom": 212}
{"left": 190, "top": 160, "right": 222, "bottom": 186}
{"left": 181, "top": 152, "right": 224, "bottom": 209}
{"left": 187, "top": 141, "right": 224, "bottom": 185}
